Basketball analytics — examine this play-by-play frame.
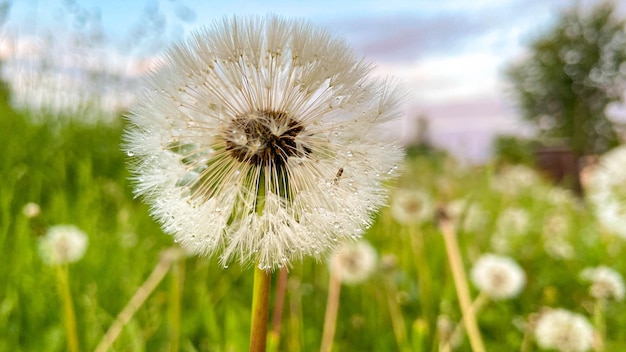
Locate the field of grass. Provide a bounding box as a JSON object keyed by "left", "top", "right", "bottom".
{"left": 2, "top": 96, "right": 626, "bottom": 351}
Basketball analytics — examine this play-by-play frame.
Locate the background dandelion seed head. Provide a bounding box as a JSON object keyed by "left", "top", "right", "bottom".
{"left": 470, "top": 253, "right": 526, "bottom": 300}
{"left": 38, "top": 225, "right": 89, "bottom": 265}
{"left": 534, "top": 308, "right": 594, "bottom": 352}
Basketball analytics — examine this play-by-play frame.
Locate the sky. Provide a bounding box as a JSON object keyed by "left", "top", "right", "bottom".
{"left": 2, "top": 0, "right": 619, "bottom": 162}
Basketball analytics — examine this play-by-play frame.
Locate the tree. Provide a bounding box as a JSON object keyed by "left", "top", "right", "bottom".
{"left": 506, "top": 1, "right": 626, "bottom": 156}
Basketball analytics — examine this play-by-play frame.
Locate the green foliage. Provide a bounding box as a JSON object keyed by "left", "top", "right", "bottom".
{"left": 506, "top": 1, "right": 626, "bottom": 155}
{"left": 492, "top": 135, "right": 537, "bottom": 166}
{"left": 2, "top": 106, "right": 626, "bottom": 351}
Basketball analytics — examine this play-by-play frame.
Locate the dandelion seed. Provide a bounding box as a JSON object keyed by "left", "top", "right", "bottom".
{"left": 534, "top": 308, "right": 594, "bottom": 352}
{"left": 38, "top": 225, "right": 88, "bottom": 265}
{"left": 124, "top": 15, "right": 404, "bottom": 269}
{"left": 329, "top": 240, "right": 378, "bottom": 285}
{"left": 580, "top": 266, "right": 625, "bottom": 301}
{"left": 470, "top": 253, "right": 526, "bottom": 300}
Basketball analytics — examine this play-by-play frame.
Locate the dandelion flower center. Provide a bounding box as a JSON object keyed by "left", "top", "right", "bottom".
{"left": 223, "top": 110, "right": 310, "bottom": 167}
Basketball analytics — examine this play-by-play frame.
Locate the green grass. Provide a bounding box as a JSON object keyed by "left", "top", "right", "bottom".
{"left": 2, "top": 100, "right": 626, "bottom": 351}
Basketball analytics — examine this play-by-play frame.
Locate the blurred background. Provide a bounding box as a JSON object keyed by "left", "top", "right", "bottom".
{"left": 3, "top": 0, "right": 626, "bottom": 163}
{"left": 4, "top": 1, "right": 626, "bottom": 351}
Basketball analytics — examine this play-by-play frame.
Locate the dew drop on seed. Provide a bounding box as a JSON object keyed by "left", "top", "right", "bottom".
{"left": 127, "top": 150, "right": 135, "bottom": 156}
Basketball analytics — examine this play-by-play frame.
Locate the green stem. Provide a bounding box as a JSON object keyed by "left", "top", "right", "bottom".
{"left": 168, "top": 256, "right": 183, "bottom": 352}
{"left": 56, "top": 264, "right": 80, "bottom": 352}
{"left": 250, "top": 264, "right": 271, "bottom": 352}
{"left": 320, "top": 266, "right": 342, "bottom": 352}
{"left": 409, "top": 224, "right": 434, "bottom": 334}
{"left": 439, "top": 215, "right": 485, "bottom": 352}
{"left": 268, "top": 268, "right": 289, "bottom": 352}
{"left": 444, "top": 292, "right": 489, "bottom": 350}
{"left": 383, "top": 270, "right": 412, "bottom": 352}
{"left": 287, "top": 278, "right": 303, "bottom": 352}
{"left": 594, "top": 299, "right": 605, "bottom": 352}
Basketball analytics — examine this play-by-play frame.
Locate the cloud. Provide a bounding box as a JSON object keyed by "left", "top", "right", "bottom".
{"left": 326, "top": 13, "right": 495, "bottom": 62}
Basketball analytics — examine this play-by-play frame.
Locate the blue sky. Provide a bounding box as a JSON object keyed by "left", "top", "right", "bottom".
{"left": 4, "top": 0, "right": 618, "bottom": 161}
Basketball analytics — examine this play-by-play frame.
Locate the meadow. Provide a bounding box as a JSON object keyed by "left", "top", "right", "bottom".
{"left": 2, "top": 94, "right": 626, "bottom": 351}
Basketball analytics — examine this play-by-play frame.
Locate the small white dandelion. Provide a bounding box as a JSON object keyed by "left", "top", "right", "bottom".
{"left": 470, "top": 253, "right": 526, "bottom": 300}
{"left": 329, "top": 240, "right": 378, "bottom": 285}
{"left": 534, "top": 308, "right": 594, "bottom": 352}
{"left": 39, "top": 225, "right": 88, "bottom": 265}
{"left": 580, "top": 266, "right": 625, "bottom": 301}
{"left": 542, "top": 211, "right": 575, "bottom": 260}
{"left": 390, "top": 189, "right": 433, "bottom": 225}
{"left": 587, "top": 145, "right": 626, "bottom": 238}
{"left": 491, "top": 207, "right": 531, "bottom": 253}
{"left": 496, "top": 207, "right": 530, "bottom": 236}
{"left": 491, "top": 165, "right": 541, "bottom": 196}
{"left": 124, "top": 15, "right": 404, "bottom": 269}
{"left": 22, "top": 202, "right": 41, "bottom": 218}
{"left": 445, "top": 198, "right": 487, "bottom": 233}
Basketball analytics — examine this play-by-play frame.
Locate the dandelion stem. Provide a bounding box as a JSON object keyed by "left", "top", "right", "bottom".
{"left": 250, "top": 264, "right": 271, "bottom": 352}
{"left": 320, "top": 266, "right": 342, "bottom": 352}
{"left": 168, "top": 256, "right": 184, "bottom": 352}
{"left": 383, "top": 269, "right": 412, "bottom": 352}
{"left": 94, "top": 248, "right": 177, "bottom": 352}
{"left": 438, "top": 211, "right": 485, "bottom": 352}
{"left": 594, "top": 299, "right": 606, "bottom": 352}
{"left": 288, "top": 278, "right": 303, "bottom": 352}
{"left": 56, "top": 264, "right": 79, "bottom": 352}
{"left": 443, "top": 292, "right": 489, "bottom": 351}
{"left": 268, "top": 268, "right": 289, "bottom": 352}
{"left": 409, "top": 224, "right": 434, "bottom": 333}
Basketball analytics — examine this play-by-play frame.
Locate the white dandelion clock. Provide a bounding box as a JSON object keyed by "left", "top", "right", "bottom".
{"left": 22, "top": 202, "right": 41, "bottom": 218}
{"left": 124, "top": 15, "right": 404, "bottom": 270}
{"left": 470, "top": 253, "right": 526, "bottom": 300}
{"left": 587, "top": 145, "right": 626, "bottom": 238}
{"left": 534, "top": 308, "right": 594, "bottom": 352}
{"left": 329, "top": 240, "right": 378, "bottom": 285}
{"left": 39, "top": 225, "right": 88, "bottom": 265}
{"left": 390, "top": 189, "right": 433, "bottom": 225}
{"left": 491, "top": 165, "right": 541, "bottom": 196}
{"left": 580, "top": 266, "right": 625, "bottom": 301}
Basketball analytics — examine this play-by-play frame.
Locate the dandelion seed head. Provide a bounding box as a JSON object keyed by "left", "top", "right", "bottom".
{"left": 491, "top": 207, "right": 531, "bottom": 253}
{"left": 534, "top": 308, "right": 594, "bottom": 352}
{"left": 496, "top": 207, "right": 530, "bottom": 235}
{"left": 22, "top": 202, "right": 41, "bottom": 218}
{"left": 470, "top": 253, "right": 526, "bottom": 300}
{"left": 124, "top": 15, "right": 404, "bottom": 269}
{"left": 445, "top": 198, "right": 487, "bottom": 233}
{"left": 391, "top": 189, "right": 432, "bottom": 225}
{"left": 330, "top": 240, "right": 378, "bottom": 285}
{"left": 491, "top": 165, "right": 541, "bottom": 195}
{"left": 580, "top": 266, "right": 625, "bottom": 301}
{"left": 38, "top": 225, "right": 88, "bottom": 265}
{"left": 587, "top": 145, "right": 626, "bottom": 238}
